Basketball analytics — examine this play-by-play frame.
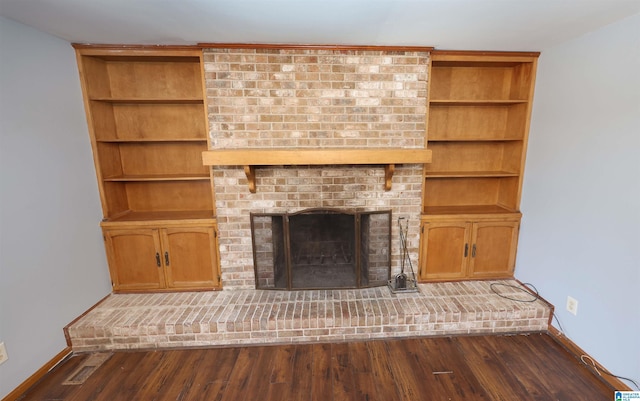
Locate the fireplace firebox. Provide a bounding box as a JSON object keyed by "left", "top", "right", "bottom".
{"left": 251, "top": 209, "right": 391, "bottom": 290}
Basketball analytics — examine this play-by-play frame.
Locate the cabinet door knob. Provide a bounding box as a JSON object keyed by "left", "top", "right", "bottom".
{"left": 472, "top": 244, "right": 477, "bottom": 258}
{"left": 155, "top": 252, "right": 161, "bottom": 267}
{"left": 464, "top": 243, "right": 469, "bottom": 257}
{"left": 164, "top": 251, "right": 170, "bottom": 266}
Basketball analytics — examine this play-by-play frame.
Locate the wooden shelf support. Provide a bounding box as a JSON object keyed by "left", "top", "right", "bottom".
{"left": 244, "top": 165, "right": 257, "bottom": 193}
{"left": 202, "top": 148, "right": 432, "bottom": 192}
{"left": 384, "top": 164, "right": 395, "bottom": 191}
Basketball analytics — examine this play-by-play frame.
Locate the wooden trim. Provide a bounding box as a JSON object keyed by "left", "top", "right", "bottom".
{"left": 63, "top": 293, "right": 112, "bottom": 346}
{"left": 514, "top": 57, "right": 538, "bottom": 209}
{"left": 74, "top": 46, "right": 203, "bottom": 59}
{"left": 2, "top": 347, "right": 72, "bottom": 401}
{"left": 202, "top": 148, "right": 432, "bottom": 193}
{"left": 197, "top": 43, "right": 434, "bottom": 52}
{"left": 100, "top": 215, "right": 216, "bottom": 228}
{"left": 73, "top": 49, "right": 109, "bottom": 217}
{"left": 432, "top": 49, "right": 540, "bottom": 57}
{"left": 202, "top": 148, "right": 432, "bottom": 166}
{"left": 72, "top": 43, "right": 435, "bottom": 52}
{"left": 72, "top": 43, "right": 201, "bottom": 51}
{"left": 548, "top": 326, "right": 632, "bottom": 391}
{"left": 71, "top": 45, "right": 541, "bottom": 56}
{"left": 76, "top": 48, "right": 202, "bottom": 58}
{"left": 431, "top": 50, "right": 540, "bottom": 65}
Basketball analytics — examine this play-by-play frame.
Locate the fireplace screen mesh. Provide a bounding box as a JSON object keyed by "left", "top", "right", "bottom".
{"left": 251, "top": 209, "right": 391, "bottom": 290}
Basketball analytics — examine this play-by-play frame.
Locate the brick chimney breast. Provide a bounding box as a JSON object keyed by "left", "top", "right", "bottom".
{"left": 204, "top": 48, "right": 429, "bottom": 290}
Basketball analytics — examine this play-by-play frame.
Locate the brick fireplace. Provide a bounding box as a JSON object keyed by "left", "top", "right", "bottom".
{"left": 65, "top": 47, "right": 554, "bottom": 352}
{"left": 203, "top": 47, "right": 429, "bottom": 290}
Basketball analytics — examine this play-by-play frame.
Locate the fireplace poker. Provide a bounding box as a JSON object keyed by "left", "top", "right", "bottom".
{"left": 395, "top": 217, "right": 410, "bottom": 289}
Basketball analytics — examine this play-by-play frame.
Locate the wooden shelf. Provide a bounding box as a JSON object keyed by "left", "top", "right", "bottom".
{"left": 423, "top": 205, "right": 519, "bottom": 216}
{"left": 430, "top": 99, "right": 528, "bottom": 105}
{"left": 424, "top": 171, "right": 519, "bottom": 178}
{"left": 97, "top": 138, "right": 206, "bottom": 143}
{"left": 78, "top": 51, "right": 211, "bottom": 205}
{"left": 102, "top": 210, "right": 215, "bottom": 224}
{"left": 103, "top": 174, "right": 211, "bottom": 182}
{"left": 427, "top": 138, "right": 523, "bottom": 142}
{"left": 423, "top": 52, "right": 537, "bottom": 220}
{"left": 202, "top": 148, "right": 432, "bottom": 192}
{"left": 90, "top": 97, "right": 203, "bottom": 104}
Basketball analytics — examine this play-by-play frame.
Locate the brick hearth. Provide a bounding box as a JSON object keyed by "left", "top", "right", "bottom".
{"left": 66, "top": 280, "right": 551, "bottom": 352}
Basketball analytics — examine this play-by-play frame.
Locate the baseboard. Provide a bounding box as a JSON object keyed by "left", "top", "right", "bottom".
{"left": 548, "top": 326, "right": 632, "bottom": 391}
{"left": 2, "top": 347, "right": 73, "bottom": 401}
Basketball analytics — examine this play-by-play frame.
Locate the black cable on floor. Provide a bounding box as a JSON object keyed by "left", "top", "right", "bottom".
{"left": 581, "top": 354, "right": 640, "bottom": 390}
{"left": 490, "top": 281, "right": 639, "bottom": 391}
{"left": 489, "top": 281, "right": 540, "bottom": 303}
{"left": 552, "top": 311, "right": 566, "bottom": 335}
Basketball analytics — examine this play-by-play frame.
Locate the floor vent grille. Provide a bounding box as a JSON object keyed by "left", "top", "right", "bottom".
{"left": 62, "top": 352, "right": 112, "bottom": 385}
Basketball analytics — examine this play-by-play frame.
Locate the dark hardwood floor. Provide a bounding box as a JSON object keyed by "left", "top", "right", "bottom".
{"left": 19, "top": 333, "right": 613, "bottom": 401}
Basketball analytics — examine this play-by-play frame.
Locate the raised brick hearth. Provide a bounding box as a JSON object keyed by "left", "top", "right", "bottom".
{"left": 66, "top": 280, "right": 552, "bottom": 352}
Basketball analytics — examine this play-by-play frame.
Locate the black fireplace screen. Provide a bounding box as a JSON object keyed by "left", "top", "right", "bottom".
{"left": 251, "top": 208, "right": 391, "bottom": 290}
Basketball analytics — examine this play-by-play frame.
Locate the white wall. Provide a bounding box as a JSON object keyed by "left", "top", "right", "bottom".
{"left": 0, "top": 17, "right": 111, "bottom": 398}
{"left": 517, "top": 13, "right": 640, "bottom": 387}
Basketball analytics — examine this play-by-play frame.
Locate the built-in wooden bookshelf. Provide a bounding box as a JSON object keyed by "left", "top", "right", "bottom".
{"left": 420, "top": 51, "right": 538, "bottom": 281}
{"left": 75, "top": 47, "right": 214, "bottom": 222}
{"left": 74, "top": 46, "right": 220, "bottom": 291}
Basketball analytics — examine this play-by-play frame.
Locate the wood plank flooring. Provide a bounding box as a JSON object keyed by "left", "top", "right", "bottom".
{"left": 18, "top": 333, "right": 613, "bottom": 401}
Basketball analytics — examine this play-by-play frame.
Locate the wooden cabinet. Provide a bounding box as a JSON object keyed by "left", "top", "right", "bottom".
{"left": 420, "top": 51, "right": 537, "bottom": 281}
{"left": 75, "top": 46, "right": 220, "bottom": 292}
{"left": 469, "top": 220, "right": 520, "bottom": 278}
{"left": 419, "top": 216, "right": 520, "bottom": 281}
{"left": 419, "top": 220, "right": 470, "bottom": 280}
{"left": 103, "top": 222, "right": 220, "bottom": 292}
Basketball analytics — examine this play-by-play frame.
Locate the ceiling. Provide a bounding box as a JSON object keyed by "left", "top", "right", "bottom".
{"left": 1, "top": 0, "right": 638, "bottom": 51}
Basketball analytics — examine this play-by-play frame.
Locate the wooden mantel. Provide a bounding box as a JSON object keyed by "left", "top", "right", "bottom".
{"left": 202, "top": 148, "right": 432, "bottom": 193}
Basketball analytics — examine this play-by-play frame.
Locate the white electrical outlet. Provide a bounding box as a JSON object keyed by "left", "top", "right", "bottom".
{"left": 566, "top": 296, "right": 578, "bottom": 316}
{"left": 0, "top": 342, "right": 8, "bottom": 365}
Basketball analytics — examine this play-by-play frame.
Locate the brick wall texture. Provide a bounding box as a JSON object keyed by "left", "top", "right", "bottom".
{"left": 203, "top": 48, "right": 430, "bottom": 290}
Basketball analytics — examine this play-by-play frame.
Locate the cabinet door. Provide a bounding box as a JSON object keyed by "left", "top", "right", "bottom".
{"left": 103, "top": 229, "right": 165, "bottom": 291}
{"left": 419, "top": 221, "right": 471, "bottom": 280}
{"left": 468, "top": 221, "right": 519, "bottom": 278}
{"left": 160, "top": 226, "right": 220, "bottom": 289}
